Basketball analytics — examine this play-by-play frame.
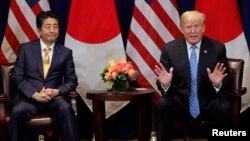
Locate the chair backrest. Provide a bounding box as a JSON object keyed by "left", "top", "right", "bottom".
{"left": 227, "top": 58, "right": 245, "bottom": 95}
{"left": 227, "top": 58, "right": 247, "bottom": 126}
{"left": 0, "top": 63, "right": 16, "bottom": 110}
{"left": 148, "top": 58, "right": 247, "bottom": 141}
{"left": 0, "top": 63, "right": 79, "bottom": 141}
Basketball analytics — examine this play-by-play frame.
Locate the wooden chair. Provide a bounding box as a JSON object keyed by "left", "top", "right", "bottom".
{"left": 0, "top": 63, "right": 78, "bottom": 141}
{"left": 150, "top": 58, "right": 247, "bottom": 141}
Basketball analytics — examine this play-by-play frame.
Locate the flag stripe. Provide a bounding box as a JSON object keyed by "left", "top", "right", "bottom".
{"left": 0, "top": 0, "right": 50, "bottom": 64}
{"left": 7, "top": 9, "right": 28, "bottom": 44}
{"left": 12, "top": 0, "right": 37, "bottom": 41}
{"left": 127, "top": 0, "right": 181, "bottom": 99}
{"left": 32, "top": 2, "right": 43, "bottom": 16}
{"left": 133, "top": 6, "right": 165, "bottom": 49}
{"left": 130, "top": 17, "right": 162, "bottom": 61}
{"left": 152, "top": 0, "right": 181, "bottom": 39}
{"left": 129, "top": 30, "right": 159, "bottom": 69}
{"left": 135, "top": 0, "right": 176, "bottom": 45}
{"left": 0, "top": 46, "right": 9, "bottom": 64}
{"left": 5, "top": 24, "right": 19, "bottom": 54}
{"left": 127, "top": 41, "right": 157, "bottom": 89}
{"left": 0, "top": 37, "right": 16, "bottom": 63}
{"left": 126, "top": 40, "right": 160, "bottom": 101}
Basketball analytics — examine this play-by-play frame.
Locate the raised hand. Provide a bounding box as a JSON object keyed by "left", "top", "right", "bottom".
{"left": 207, "top": 63, "right": 228, "bottom": 87}
{"left": 154, "top": 63, "right": 173, "bottom": 87}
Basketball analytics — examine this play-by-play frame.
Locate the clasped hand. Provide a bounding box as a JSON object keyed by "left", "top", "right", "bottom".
{"left": 32, "top": 88, "right": 59, "bottom": 103}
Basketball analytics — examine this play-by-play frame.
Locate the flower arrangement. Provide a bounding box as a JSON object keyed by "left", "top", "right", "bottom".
{"left": 101, "top": 60, "right": 138, "bottom": 91}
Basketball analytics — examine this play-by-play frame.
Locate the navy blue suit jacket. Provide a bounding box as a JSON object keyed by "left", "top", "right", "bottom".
{"left": 13, "top": 39, "right": 78, "bottom": 100}
{"left": 157, "top": 36, "right": 231, "bottom": 110}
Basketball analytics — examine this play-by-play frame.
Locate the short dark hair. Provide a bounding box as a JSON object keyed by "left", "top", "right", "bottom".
{"left": 36, "top": 10, "right": 59, "bottom": 29}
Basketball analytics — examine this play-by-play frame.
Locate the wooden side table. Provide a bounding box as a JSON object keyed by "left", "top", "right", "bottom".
{"left": 87, "top": 88, "right": 155, "bottom": 141}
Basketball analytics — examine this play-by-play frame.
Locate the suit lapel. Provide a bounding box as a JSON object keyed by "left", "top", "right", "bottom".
{"left": 198, "top": 39, "right": 209, "bottom": 89}
{"left": 47, "top": 43, "right": 61, "bottom": 76}
{"left": 178, "top": 38, "right": 191, "bottom": 89}
{"left": 32, "top": 40, "right": 44, "bottom": 77}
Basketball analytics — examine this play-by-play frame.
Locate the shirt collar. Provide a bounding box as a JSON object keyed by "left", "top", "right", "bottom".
{"left": 186, "top": 41, "right": 202, "bottom": 50}
{"left": 40, "top": 39, "right": 55, "bottom": 51}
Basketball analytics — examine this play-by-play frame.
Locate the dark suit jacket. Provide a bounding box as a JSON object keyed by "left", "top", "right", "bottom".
{"left": 13, "top": 39, "right": 78, "bottom": 100}
{"left": 157, "top": 36, "right": 231, "bottom": 111}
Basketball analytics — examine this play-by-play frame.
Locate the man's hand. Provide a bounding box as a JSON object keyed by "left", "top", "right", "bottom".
{"left": 154, "top": 63, "right": 173, "bottom": 88}
{"left": 32, "top": 88, "right": 59, "bottom": 103}
{"left": 207, "top": 63, "right": 228, "bottom": 87}
{"left": 43, "top": 88, "right": 60, "bottom": 99}
{"left": 32, "top": 89, "right": 51, "bottom": 103}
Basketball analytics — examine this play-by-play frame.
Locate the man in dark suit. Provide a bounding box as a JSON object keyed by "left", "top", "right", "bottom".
{"left": 154, "top": 10, "right": 232, "bottom": 141}
{"left": 8, "top": 11, "right": 79, "bottom": 141}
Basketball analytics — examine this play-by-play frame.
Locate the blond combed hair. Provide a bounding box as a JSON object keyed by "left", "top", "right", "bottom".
{"left": 180, "top": 10, "right": 205, "bottom": 27}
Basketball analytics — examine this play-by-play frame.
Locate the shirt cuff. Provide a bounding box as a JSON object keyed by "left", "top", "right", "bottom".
{"left": 213, "top": 82, "right": 222, "bottom": 93}
{"left": 161, "top": 83, "right": 170, "bottom": 93}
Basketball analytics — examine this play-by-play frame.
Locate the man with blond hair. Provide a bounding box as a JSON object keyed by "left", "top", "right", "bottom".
{"left": 154, "top": 10, "right": 231, "bottom": 141}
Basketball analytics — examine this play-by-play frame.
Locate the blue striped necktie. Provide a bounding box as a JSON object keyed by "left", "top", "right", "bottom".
{"left": 189, "top": 45, "right": 200, "bottom": 118}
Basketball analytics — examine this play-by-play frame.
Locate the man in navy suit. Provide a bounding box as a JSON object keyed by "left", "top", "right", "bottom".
{"left": 154, "top": 10, "right": 232, "bottom": 141}
{"left": 8, "top": 11, "right": 79, "bottom": 141}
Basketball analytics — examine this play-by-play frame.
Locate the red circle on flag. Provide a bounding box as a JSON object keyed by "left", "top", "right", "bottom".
{"left": 67, "top": 1, "right": 120, "bottom": 44}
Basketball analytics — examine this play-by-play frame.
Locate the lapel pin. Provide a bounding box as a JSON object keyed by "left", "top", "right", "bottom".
{"left": 204, "top": 50, "right": 207, "bottom": 53}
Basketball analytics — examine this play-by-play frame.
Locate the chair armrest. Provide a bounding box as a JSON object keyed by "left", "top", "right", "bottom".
{"left": 0, "top": 90, "right": 6, "bottom": 113}
{"left": 231, "top": 87, "right": 247, "bottom": 97}
{"left": 0, "top": 91, "right": 6, "bottom": 129}
{"left": 68, "top": 90, "right": 79, "bottom": 98}
{"left": 0, "top": 91, "right": 6, "bottom": 141}
{"left": 0, "top": 92, "right": 5, "bottom": 100}
{"left": 67, "top": 90, "right": 79, "bottom": 116}
{"left": 228, "top": 87, "right": 247, "bottom": 126}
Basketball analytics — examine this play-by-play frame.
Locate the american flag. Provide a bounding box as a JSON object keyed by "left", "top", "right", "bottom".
{"left": 126, "top": 0, "right": 181, "bottom": 100}
{"left": 0, "top": 0, "right": 50, "bottom": 64}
